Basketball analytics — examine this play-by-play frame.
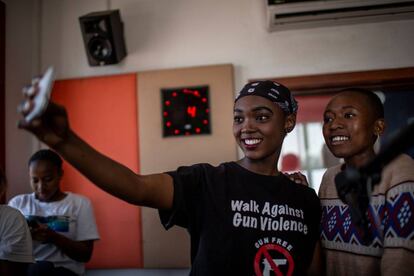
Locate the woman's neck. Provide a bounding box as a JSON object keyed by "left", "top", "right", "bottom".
{"left": 344, "top": 149, "right": 376, "bottom": 168}
{"left": 237, "top": 157, "right": 280, "bottom": 176}
{"left": 37, "top": 190, "right": 67, "bottom": 202}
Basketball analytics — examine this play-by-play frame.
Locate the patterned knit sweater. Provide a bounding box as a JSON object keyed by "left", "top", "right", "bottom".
{"left": 319, "top": 154, "right": 414, "bottom": 276}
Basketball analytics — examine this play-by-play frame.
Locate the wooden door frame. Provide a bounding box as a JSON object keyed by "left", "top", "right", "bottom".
{"left": 0, "top": 1, "right": 5, "bottom": 170}
{"left": 255, "top": 67, "right": 414, "bottom": 95}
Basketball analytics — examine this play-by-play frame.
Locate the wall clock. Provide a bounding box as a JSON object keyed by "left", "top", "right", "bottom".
{"left": 161, "top": 85, "right": 211, "bottom": 137}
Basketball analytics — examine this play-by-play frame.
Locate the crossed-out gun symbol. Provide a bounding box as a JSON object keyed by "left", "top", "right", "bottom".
{"left": 262, "top": 258, "right": 287, "bottom": 276}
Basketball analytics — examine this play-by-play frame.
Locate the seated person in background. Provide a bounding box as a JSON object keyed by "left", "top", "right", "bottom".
{"left": 0, "top": 167, "right": 33, "bottom": 276}
{"left": 9, "top": 149, "right": 100, "bottom": 276}
{"left": 319, "top": 88, "right": 414, "bottom": 275}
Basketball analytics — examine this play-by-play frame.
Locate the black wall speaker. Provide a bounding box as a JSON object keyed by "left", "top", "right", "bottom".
{"left": 79, "top": 10, "right": 127, "bottom": 66}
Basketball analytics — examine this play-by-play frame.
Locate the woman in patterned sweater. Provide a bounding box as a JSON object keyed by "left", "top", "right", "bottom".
{"left": 319, "top": 88, "right": 414, "bottom": 276}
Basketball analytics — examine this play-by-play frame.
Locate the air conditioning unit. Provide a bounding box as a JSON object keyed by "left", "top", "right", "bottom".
{"left": 266, "top": 0, "right": 414, "bottom": 31}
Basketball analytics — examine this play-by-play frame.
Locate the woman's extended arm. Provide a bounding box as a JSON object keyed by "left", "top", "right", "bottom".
{"left": 19, "top": 94, "right": 173, "bottom": 210}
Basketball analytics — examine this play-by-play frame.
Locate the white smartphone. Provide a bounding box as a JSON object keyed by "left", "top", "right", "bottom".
{"left": 24, "top": 66, "right": 55, "bottom": 122}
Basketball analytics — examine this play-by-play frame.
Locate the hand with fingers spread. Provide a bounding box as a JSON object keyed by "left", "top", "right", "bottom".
{"left": 284, "top": 171, "right": 309, "bottom": 186}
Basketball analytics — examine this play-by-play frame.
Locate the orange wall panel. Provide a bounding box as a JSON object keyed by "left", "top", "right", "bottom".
{"left": 51, "top": 74, "right": 142, "bottom": 268}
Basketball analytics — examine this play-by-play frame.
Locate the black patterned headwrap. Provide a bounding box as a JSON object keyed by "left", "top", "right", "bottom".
{"left": 235, "top": 80, "right": 298, "bottom": 115}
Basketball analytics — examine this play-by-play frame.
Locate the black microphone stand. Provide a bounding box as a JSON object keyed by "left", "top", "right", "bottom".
{"left": 335, "top": 121, "right": 414, "bottom": 243}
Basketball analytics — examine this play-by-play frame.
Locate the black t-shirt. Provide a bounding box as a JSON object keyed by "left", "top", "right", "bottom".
{"left": 160, "top": 162, "right": 321, "bottom": 276}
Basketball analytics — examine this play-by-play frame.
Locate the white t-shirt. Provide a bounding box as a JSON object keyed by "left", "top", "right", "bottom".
{"left": 0, "top": 205, "right": 34, "bottom": 263}
{"left": 9, "top": 192, "right": 99, "bottom": 275}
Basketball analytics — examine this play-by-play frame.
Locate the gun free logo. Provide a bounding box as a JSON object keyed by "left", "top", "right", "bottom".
{"left": 254, "top": 237, "right": 294, "bottom": 276}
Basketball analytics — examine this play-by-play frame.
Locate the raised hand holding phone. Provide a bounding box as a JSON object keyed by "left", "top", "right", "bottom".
{"left": 18, "top": 66, "right": 71, "bottom": 148}
{"left": 24, "top": 66, "right": 55, "bottom": 122}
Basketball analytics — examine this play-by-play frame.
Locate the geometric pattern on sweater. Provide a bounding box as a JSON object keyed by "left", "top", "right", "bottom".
{"left": 320, "top": 182, "right": 414, "bottom": 256}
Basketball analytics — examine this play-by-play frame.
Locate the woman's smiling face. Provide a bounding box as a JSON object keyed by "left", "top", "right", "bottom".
{"left": 233, "top": 95, "right": 294, "bottom": 163}
{"left": 323, "top": 91, "right": 384, "bottom": 167}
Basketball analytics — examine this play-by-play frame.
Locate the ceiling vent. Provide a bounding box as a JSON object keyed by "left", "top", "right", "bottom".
{"left": 266, "top": 0, "right": 414, "bottom": 31}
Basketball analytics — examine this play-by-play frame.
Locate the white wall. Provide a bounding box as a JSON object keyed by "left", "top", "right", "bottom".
{"left": 39, "top": 0, "right": 414, "bottom": 82}
{"left": 5, "top": 0, "right": 414, "bottom": 195}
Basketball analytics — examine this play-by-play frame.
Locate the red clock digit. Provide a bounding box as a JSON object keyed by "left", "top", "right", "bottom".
{"left": 161, "top": 86, "right": 211, "bottom": 137}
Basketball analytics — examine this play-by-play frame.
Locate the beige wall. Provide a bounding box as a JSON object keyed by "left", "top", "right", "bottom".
{"left": 4, "top": 0, "right": 41, "bottom": 198}
{"left": 137, "top": 64, "right": 237, "bottom": 267}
